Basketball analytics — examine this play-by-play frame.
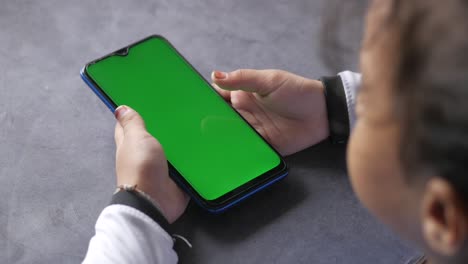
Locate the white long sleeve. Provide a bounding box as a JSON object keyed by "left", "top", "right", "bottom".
{"left": 337, "top": 71, "right": 362, "bottom": 129}
{"left": 83, "top": 204, "right": 178, "bottom": 264}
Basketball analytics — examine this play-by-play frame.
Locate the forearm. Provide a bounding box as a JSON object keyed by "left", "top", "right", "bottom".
{"left": 83, "top": 190, "right": 179, "bottom": 264}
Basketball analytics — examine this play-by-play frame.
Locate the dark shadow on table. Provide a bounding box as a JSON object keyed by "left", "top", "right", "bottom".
{"left": 173, "top": 142, "right": 347, "bottom": 263}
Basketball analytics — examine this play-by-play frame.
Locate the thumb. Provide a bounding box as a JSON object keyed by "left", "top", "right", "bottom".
{"left": 211, "top": 69, "right": 283, "bottom": 96}
{"left": 114, "top": 105, "right": 146, "bottom": 136}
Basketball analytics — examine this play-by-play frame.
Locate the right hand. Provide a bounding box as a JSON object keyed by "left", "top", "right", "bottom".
{"left": 211, "top": 69, "right": 329, "bottom": 156}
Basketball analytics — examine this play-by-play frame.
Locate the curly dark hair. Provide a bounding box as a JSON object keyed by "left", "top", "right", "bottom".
{"left": 320, "top": 0, "right": 468, "bottom": 204}
{"left": 389, "top": 0, "right": 468, "bottom": 204}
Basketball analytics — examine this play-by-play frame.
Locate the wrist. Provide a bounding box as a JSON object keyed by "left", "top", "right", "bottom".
{"left": 134, "top": 182, "right": 174, "bottom": 223}
{"left": 111, "top": 186, "right": 172, "bottom": 232}
{"left": 313, "top": 79, "right": 331, "bottom": 141}
{"left": 305, "top": 79, "right": 331, "bottom": 143}
{"left": 115, "top": 184, "right": 166, "bottom": 217}
{"left": 116, "top": 177, "right": 172, "bottom": 223}
{"left": 133, "top": 177, "right": 187, "bottom": 223}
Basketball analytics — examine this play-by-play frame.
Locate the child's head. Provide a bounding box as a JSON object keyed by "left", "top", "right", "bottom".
{"left": 348, "top": 0, "right": 468, "bottom": 262}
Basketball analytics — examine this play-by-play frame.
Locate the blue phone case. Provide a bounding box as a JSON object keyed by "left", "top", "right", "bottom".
{"left": 80, "top": 37, "right": 288, "bottom": 213}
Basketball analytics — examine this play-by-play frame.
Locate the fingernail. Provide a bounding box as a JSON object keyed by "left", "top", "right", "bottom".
{"left": 115, "top": 105, "right": 129, "bottom": 119}
{"left": 213, "top": 71, "right": 227, "bottom": 80}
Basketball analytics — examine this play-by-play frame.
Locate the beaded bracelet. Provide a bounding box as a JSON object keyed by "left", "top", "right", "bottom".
{"left": 114, "top": 184, "right": 165, "bottom": 215}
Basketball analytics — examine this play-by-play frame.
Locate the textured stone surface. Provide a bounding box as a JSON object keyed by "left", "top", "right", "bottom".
{"left": 0, "top": 0, "right": 418, "bottom": 263}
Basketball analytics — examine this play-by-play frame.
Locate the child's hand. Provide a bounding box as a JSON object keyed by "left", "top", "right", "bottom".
{"left": 212, "top": 69, "right": 329, "bottom": 155}
{"left": 114, "top": 106, "right": 190, "bottom": 223}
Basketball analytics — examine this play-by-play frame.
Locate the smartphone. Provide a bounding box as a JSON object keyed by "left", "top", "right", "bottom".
{"left": 80, "top": 35, "right": 288, "bottom": 213}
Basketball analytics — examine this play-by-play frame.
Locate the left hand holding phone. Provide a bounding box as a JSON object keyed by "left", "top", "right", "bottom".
{"left": 114, "top": 105, "right": 190, "bottom": 223}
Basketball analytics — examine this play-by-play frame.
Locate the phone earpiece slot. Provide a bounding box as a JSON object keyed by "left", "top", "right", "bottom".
{"left": 114, "top": 47, "right": 129, "bottom": 56}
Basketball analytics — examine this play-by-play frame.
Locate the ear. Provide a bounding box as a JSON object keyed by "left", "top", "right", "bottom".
{"left": 421, "top": 177, "right": 468, "bottom": 256}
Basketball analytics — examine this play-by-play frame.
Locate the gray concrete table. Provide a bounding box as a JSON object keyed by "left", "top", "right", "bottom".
{"left": 0, "top": 1, "right": 419, "bottom": 263}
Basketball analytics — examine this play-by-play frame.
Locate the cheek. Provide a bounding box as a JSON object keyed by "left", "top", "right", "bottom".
{"left": 347, "top": 121, "right": 409, "bottom": 228}
{"left": 347, "top": 123, "right": 383, "bottom": 214}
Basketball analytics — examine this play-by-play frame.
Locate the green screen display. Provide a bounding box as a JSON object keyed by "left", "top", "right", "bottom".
{"left": 86, "top": 36, "right": 281, "bottom": 201}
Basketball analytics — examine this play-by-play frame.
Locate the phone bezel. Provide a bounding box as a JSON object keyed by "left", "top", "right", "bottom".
{"left": 81, "top": 35, "right": 288, "bottom": 213}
